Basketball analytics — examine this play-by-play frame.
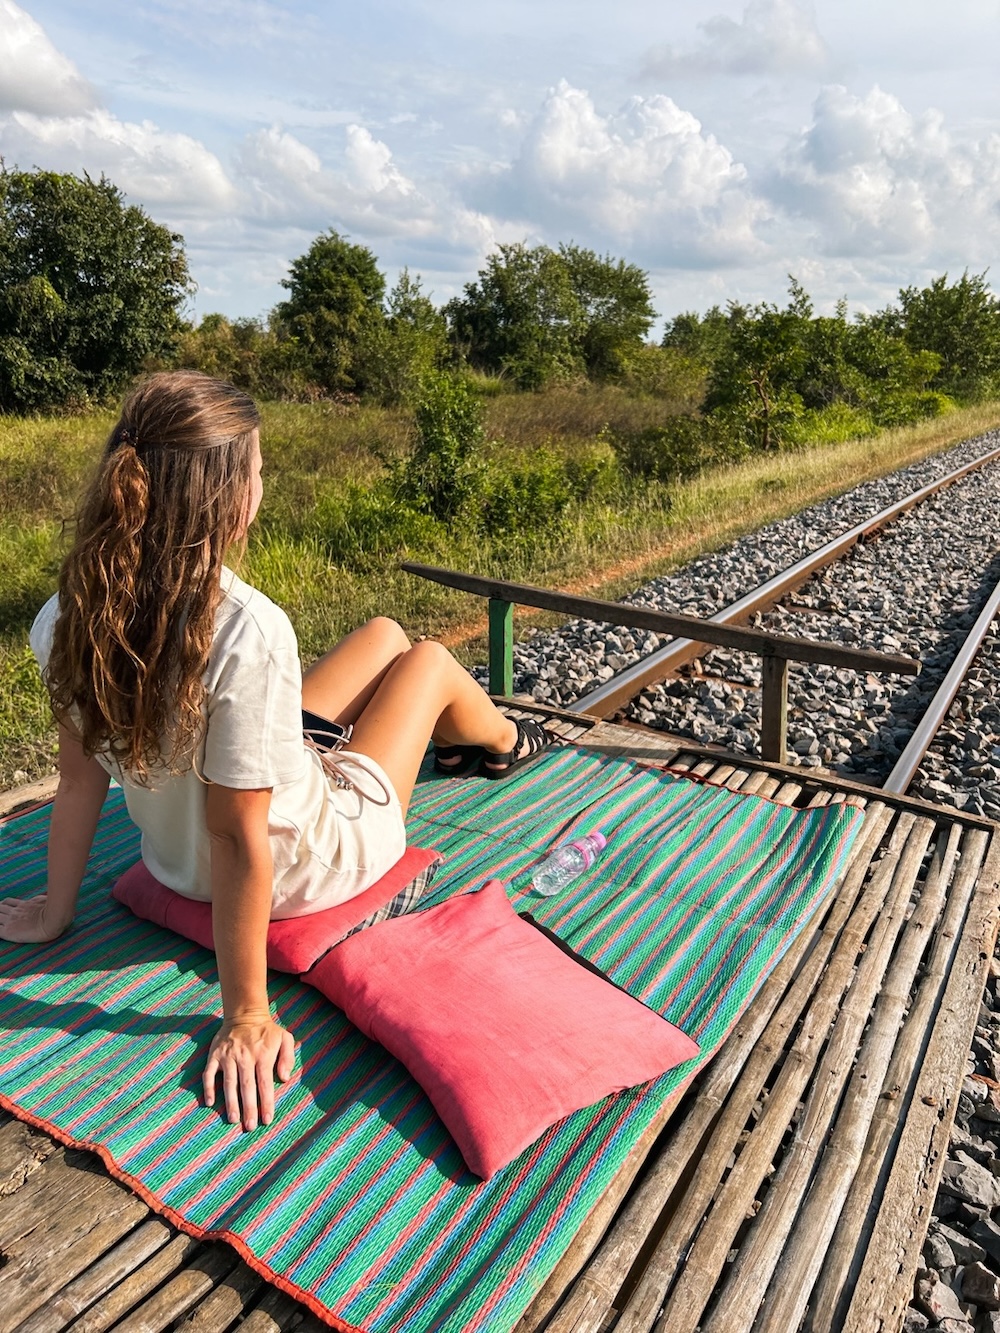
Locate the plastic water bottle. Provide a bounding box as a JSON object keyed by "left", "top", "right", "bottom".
{"left": 532, "top": 831, "right": 607, "bottom": 897}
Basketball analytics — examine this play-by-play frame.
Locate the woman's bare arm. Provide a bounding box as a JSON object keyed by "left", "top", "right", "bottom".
{"left": 0, "top": 721, "right": 110, "bottom": 943}
{"left": 202, "top": 783, "right": 295, "bottom": 1131}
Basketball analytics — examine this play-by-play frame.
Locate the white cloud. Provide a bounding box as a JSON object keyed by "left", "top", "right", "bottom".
{"left": 773, "top": 85, "right": 1000, "bottom": 262}
{"left": 643, "top": 0, "right": 828, "bottom": 78}
{"left": 0, "top": 0, "right": 97, "bottom": 114}
{"left": 235, "top": 123, "right": 494, "bottom": 259}
{"left": 234, "top": 125, "right": 323, "bottom": 221}
{"left": 0, "top": 108, "right": 236, "bottom": 214}
{"left": 344, "top": 125, "right": 415, "bottom": 197}
{"left": 474, "top": 81, "right": 767, "bottom": 265}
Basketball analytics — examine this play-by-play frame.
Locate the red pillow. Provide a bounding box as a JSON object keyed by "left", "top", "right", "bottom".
{"left": 305, "top": 879, "right": 699, "bottom": 1179}
{"left": 112, "top": 846, "right": 442, "bottom": 975}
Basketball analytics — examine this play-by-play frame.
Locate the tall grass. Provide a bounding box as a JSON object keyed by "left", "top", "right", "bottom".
{"left": 482, "top": 383, "right": 689, "bottom": 449}
{"left": 3, "top": 393, "right": 1000, "bottom": 790}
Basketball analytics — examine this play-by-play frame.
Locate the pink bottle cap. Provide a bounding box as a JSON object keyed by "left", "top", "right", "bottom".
{"left": 570, "top": 831, "right": 607, "bottom": 857}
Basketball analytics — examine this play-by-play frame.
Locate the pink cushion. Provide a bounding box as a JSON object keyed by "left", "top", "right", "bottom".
{"left": 305, "top": 879, "right": 700, "bottom": 1179}
{"left": 111, "top": 846, "right": 442, "bottom": 975}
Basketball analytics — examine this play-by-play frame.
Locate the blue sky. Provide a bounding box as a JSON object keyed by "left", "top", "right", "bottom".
{"left": 2, "top": 0, "right": 999, "bottom": 332}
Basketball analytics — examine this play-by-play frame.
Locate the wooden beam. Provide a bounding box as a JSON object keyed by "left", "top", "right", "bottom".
{"left": 760, "top": 654, "right": 789, "bottom": 765}
{"left": 402, "top": 563, "right": 919, "bottom": 677}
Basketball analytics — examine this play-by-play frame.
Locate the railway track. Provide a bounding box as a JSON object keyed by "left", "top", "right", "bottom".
{"left": 489, "top": 431, "right": 1000, "bottom": 809}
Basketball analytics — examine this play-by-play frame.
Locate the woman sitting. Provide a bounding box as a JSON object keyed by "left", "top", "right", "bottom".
{"left": 0, "top": 370, "right": 554, "bottom": 1131}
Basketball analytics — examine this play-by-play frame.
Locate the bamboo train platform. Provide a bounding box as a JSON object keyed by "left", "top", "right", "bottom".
{"left": 1, "top": 704, "right": 998, "bottom": 1333}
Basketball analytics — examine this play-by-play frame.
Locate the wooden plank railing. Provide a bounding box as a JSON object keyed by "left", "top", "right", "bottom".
{"left": 401, "top": 562, "right": 920, "bottom": 766}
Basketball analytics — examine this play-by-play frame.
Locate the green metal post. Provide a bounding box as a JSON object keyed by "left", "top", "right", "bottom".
{"left": 488, "top": 597, "right": 514, "bottom": 697}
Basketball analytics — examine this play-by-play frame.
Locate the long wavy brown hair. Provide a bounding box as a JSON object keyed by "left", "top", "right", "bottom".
{"left": 45, "top": 371, "right": 261, "bottom": 782}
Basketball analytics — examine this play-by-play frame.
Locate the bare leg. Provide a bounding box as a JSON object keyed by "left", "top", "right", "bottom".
{"left": 347, "top": 641, "right": 518, "bottom": 816}
{"left": 301, "top": 617, "right": 411, "bottom": 726}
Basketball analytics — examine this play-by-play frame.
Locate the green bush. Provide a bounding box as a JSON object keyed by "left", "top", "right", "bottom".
{"left": 169, "top": 315, "right": 322, "bottom": 402}
{"left": 307, "top": 483, "right": 445, "bottom": 572}
{"left": 393, "top": 372, "right": 486, "bottom": 520}
{"left": 475, "top": 451, "right": 574, "bottom": 545}
{"left": 564, "top": 443, "right": 622, "bottom": 502}
{"left": 787, "top": 402, "right": 875, "bottom": 447}
{"left": 610, "top": 416, "right": 728, "bottom": 482}
{"left": 618, "top": 344, "right": 708, "bottom": 412}
{"left": 870, "top": 387, "right": 956, "bottom": 428}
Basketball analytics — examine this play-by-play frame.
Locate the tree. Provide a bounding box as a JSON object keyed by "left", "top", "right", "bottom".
{"left": 0, "top": 166, "right": 190, "bottom": 413}
{"left": 705, "top": 281, "right": 812, "bottom": 451}
{"left": 877, "top": 272, "right": 1000, "bottom": 401}
{"left": 445, "top": 242, "right": 656, "bottom": 389}
{"left": 557, "top": 244, "right": 656, "bottom": 379}
{"left": 358, "top": 269, "right": 448, "bottom": 405}
{"left": 661, "top": 305, "right": 739, "bottom": 372}
{"left": 445, "top": 242, "right": 582, "bottom": 389}
{"left": 699, "top": 278, "right": 948, "bottom": 452}
{"left": 273, "top": 230, "right": 385, "bottom": 393}
{"left": 170, "top": 314, "right": 321, "bottom": 401}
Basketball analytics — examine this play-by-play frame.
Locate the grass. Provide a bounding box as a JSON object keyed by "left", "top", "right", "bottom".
{"left": 3, "top": 393, "right": 1000, "bottom": 791}
{"left": 481, "top": 382, "right": 695, "bottom": 448}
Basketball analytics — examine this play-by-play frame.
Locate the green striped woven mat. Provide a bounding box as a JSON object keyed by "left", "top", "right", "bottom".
{"left": 0, "top": 746, "right": 863, "bottom": 1331}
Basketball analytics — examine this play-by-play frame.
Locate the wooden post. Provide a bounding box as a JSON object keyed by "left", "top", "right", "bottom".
{"left": 760, "top": 652, "right": 789, "bottom": 765}
{"left": 488, "top": 597, "right": 514, "bottom": 697}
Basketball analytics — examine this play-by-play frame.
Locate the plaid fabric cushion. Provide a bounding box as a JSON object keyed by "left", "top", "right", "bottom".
{"left": 341, "top": 859, "right": 440, "bottom": 940}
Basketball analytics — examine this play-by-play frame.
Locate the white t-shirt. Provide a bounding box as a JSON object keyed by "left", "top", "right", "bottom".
{"left": 30, "top": 568, "right": 405, "bottom": 918}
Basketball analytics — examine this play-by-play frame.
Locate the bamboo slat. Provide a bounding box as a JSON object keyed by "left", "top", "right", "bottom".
{"left": 110, "top": 1246, "right": 240, "bottom": 1333}
{"left": 789, "top": 821, "right": 970, "bottom": 1332}
{"left": 65, "top": 1236, "right": 202, "bottom": 1333}
{"left": 543, "top": 804, "right": 894, "bottom": 1333}
{"left": 706, "top": 818, "right": 956, "bottom": 1332}
{"left": 772, "top": 781, "right": 804, "bottom": 806}
{"left": 174, "top": 1263, "right": 265, "bottom": 1332}
{"left": 232, "top": 1290, "right": 307, "bottom": 1333}
{"left": 0, "top": 1154, "right": 149, "bottom": 1333}
{"left": 0, "top": 1193, "right": 150, "bottom": 1331}
{"left": 842, "top": 827, "right": 998, "bottom": 1332}
{"left": 0, "top": 775, "right": 58, "bottom": 819}
{"left": 16, "top": 1220, "right": 174, "bottom": 1333}
{"left": 750, "top": 774, "right": 782, "bottom": 797}
{"left": 645, "top": 815, "right": 931, "bottom": 1333}
{"left": 0, "top": 1116, "right": 58, "bottom": 1198}
{"left": 805, "top": 791, "right": 833, "bottom": 807}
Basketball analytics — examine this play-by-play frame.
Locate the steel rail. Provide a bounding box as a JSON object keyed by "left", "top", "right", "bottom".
{"left": 569, "top": 443, "right": 1000, "bottom": 718}
{"left": 883, "top": 574, "right": 1000, "bottom": 794}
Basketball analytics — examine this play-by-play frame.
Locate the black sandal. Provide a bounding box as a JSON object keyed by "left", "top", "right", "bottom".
{"left": 479, "top": 718, "right": 558, "bottom": 781}
{"left": 433, "top": 743, "right": 484, "bottom": 776}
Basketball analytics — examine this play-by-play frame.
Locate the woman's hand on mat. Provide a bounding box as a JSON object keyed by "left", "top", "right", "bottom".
{"left": 203, "top": 1015, "right": 296, "bottom": 1131}
{"left": 0, "top": 894, "right": 72, "bottom": 943}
